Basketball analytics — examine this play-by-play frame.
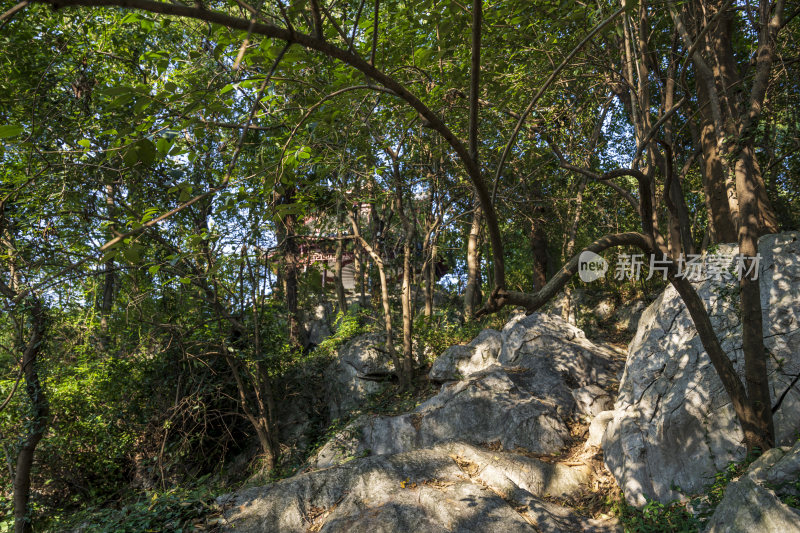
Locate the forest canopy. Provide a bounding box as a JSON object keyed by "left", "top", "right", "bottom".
{"left": 1, "top": 0, "right": 799, "bottom": 530}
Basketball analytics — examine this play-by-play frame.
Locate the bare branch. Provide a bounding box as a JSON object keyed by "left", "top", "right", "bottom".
{"left": 0, "top": 0, "right": 28, "bottom": 26}
{"left": 370, "top": 0, "right": 379, "bottom": 66}
{"left": 491, "top": 7, "right": 625, "bottom": 193}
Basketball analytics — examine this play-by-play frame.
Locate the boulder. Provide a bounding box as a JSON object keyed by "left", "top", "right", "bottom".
{"left": 428, "top": 328, "right": 502, "bottom": 382}
{"left": 705, "top": 440, "right": 800, "bottom": 532}
{"left": 312, "top": 369, "right": 571, "bottom": 468}
{"left": 614, "top": 299, "right": 647, "bottom": 333}
{"left": 219, "top": 441, "right": 617, "bottom": 533}
{"left": 498, "top": 313, "right": 620, "bottom": 386}
{"left": 585, "top": 410, "right": 615, "bottom": 449}
{"left": 572, "top": 385, "right": 614, "bottom": 417}
{"left": 301, "top": 303, "right": 334, "bottom": 348}
{"left": 603, "top": 232, "right": 800, "bottom": 505}
{"left": 593, "top": 296, "right": 617, "bottom": 321}
{"left": 325, "top": 332, "right": 394, "bottom": 420}
{"left": 314, "top": 313, "right": 621, "bottom": 469}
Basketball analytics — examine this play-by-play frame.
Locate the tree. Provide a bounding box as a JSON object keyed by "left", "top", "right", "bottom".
{"left": 2, "top": 3, "right": 799, "bottom": 528}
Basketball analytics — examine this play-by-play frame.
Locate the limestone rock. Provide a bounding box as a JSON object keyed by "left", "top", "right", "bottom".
{"left": 325, "top": 332, "right": 394, "bottom": 420}
{"left": 572, "top": 385, "right": 614, "bottom": 416}
{"left": 315, "top": 313, "right": 621, "bottom": 469}
{"left": 219, "top": 442, "right": 616, "bottom": 533}
{"left": 614, "top": 299, "right": 647, "bottom": 333}
{"left": 498, "top": 313, "right": 620, "bottom": 387}
{"left": 224, "top": 312, "right": 627, "bottom": 532}
{"left": 428, "top": 328, "right": 502, "bottom": 382}
{"left": 301, "top": 303, "right": 334, "bottom": 348}
{"left": 593, "top": 297, "right": 617, "bottom": 320}
{"left": 603, "top": 232, "right": 800, "bottom": 505}
{"left": 312, "top": 368, "right": 571, "bottom": 468}
{"left": 585, "top": 410, "right": 615, "bottom": 449}
{"left": 705, "top": 441, "right": 800, "bottom": 532}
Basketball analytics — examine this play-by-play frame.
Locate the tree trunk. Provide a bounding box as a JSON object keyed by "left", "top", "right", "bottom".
{"left": 735, "top": 145, "right": 775, "bottom": 450}
{"left": 561, "top": 176, "right": 587, "bottom": 322}
{"left": 697, "top": 79, "right": 738, "bottom": 243}
{"left": 530, "top": 217, "right": 549, "bottom": 291}
{"left": 425, "top": 241, "right": 437, "bottom": 317}
{"left": 400, "top": 234, "right": 413, "bottom": 388}
{"left": 276, "top": 188, "right": 301, "bottom": 347}
{"left": 13, "top": 297, "right": 49, "bottom": 533}
{"left": 348, "top": 214, "right": 401, "bottom": 382}
{"left": 225, "top": 352, "right": 277, "bottom": 468}
{"left": 355, "top": 250, "right": 367, "bottom": 306}
{"left": 690, "top": 0, "right": 779, "bottom": 237}
{"left": 464, "top": 202, "right": 482, "bottom": 318}
{"left": 334, "top": 213, "right": 348, "bottom": 315}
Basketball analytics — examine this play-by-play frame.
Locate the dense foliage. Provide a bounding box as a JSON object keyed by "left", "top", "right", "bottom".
{"left": 1, "top": 0, "right": 798, "bottom": 530}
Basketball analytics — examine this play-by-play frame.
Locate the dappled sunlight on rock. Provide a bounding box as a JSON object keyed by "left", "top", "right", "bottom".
{"left": 219, "top": 312, "right": 625, "bottom": 531}
{"left": 603, "top": 232, "right": 800, "bottom": 506}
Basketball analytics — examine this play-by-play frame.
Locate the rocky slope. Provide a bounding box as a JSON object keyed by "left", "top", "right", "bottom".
{"left": 706, "top": 440, "right": 800, "bottom": 532}
{"left": 217, "top": 232, "right": 800, "bottom": 532}
{"left": 219, "top": 312, "right": 624, "bottom": 532}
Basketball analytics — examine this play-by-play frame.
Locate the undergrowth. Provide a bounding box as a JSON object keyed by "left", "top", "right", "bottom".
{"left": 37, "top": 479, "right": 223, "bottom": 533}
{"left": 609, "top": 447, "right": 764, "bottom": 532}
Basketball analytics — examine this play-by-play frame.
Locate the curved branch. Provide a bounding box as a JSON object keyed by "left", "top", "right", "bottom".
{"left": 477, "top": 232, "right": 654, "bottom": 317}
{"left": 0, "top": 368, "right": 24, "bottom": 413}
{"left": 278, "top": 84, "right": 397, "bottom": 173}
{"left": 491, "top": 7, "right": 625, "bottom": 194}
{"left": 546, "top": 139, "right": 640, "bottom": 211}
{"left": 543, "top": 137, "right": 654, "bottom": 238}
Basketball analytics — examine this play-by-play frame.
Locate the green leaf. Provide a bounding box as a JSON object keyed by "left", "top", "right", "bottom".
{"left": 124, "top": 139, "right": 157, "bottom": 166}
{"left": 624, "top": 0, "right": 640, "bottom": 13}
{"left": 99, "top": 250, "right": 118, "bottom": 263}
{"left": 148, "top": 265, "right": 161, "bottom": 275}
{"left": 140, "top": 207, "right": 160, "bottom": 223}
{"left": 0, "top": 125, "right": 24, "bottom": 139}
{"left": 122, "top": 243, "right": 144, "bottom": 264}
{"left": 177, "top": 184, "right": 193, "bottom": 202}
{"left": 156, "top": 137, "right": 172, "bottom": 156}
{"left": 78, "top": 139, "right": 91, "bottom": 149}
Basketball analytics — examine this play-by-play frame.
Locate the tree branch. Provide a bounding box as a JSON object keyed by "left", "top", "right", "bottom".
{"left": 491, "top": 7, "right": 625, "bottom": 193}
{"left": 477, "top": 232, "right": 653, "bottom": 317}
{"left": 468, "top": 0, "right": 480, "bottom": 165}
{"left": 546, "top": 139, "right": 640, "bottom": 212}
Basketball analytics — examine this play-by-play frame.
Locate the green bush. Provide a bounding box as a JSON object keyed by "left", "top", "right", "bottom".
{"left": 610, "top": 496, "right": 700, "bottom": 533}
{"left": 314, "top": 305, "right": 372, "bottom": 359}
{"left": 43, "top": 481, "right": 222, "bottom": 533}
{"left": 414, "top": 314, "right": 481, "bottom": 364}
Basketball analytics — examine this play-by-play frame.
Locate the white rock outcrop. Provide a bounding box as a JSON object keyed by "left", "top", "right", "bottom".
{"left": 313, "top": 313, "right": 621, "bottom": 469}
{"left": 705, "top": 440, "right": 800, "bottom": 532}
{"left": 603, "top": 232, "right": 800, "bottom": 505}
